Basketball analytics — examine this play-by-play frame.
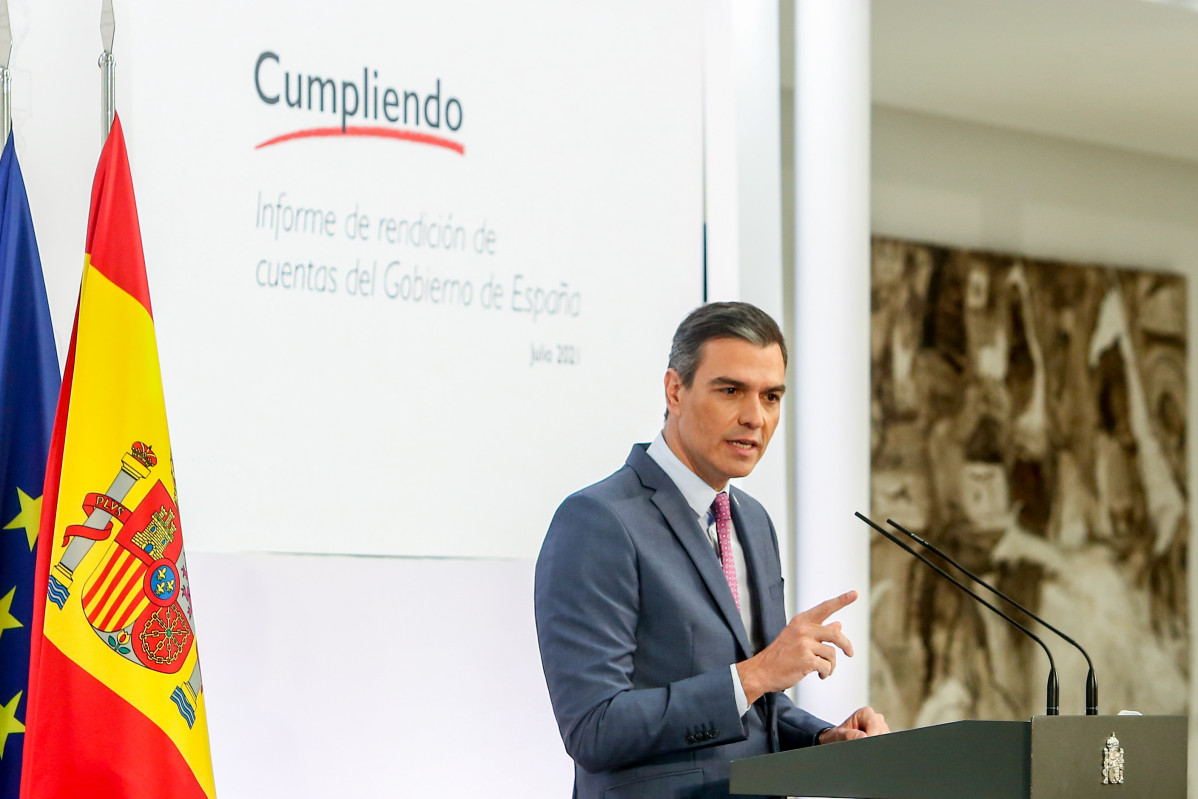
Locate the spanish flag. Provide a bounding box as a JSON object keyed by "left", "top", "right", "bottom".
{"left": 20, "top": 115, "right": 215, "bottom": 799}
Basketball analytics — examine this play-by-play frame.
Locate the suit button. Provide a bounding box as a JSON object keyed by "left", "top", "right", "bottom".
{"left": 708, "top": 729, "right": 718, "bottom": 739}
{"left": 685, "top": 734, "right": 695, "bottom": 744}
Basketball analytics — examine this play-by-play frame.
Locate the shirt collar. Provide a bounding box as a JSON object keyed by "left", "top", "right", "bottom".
{"left": 646, "top": 431, "right": 727, "bottom": 522}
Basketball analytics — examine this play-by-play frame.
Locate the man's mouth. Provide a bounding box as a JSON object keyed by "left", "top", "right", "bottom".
{"left": 727, "top": 439, "right": 758, "bottom": 451}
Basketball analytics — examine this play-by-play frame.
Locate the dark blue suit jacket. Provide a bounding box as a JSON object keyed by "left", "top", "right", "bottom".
{"left": 535, "top": 444, "right": 828, "bottom": 798}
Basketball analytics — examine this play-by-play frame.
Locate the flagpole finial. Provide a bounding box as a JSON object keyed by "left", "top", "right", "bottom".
{"left": 99, "top": 0, "right": 115, "bottom": 144}
{"left": 99, "top": 0, "right": 116, "bottom": 141}
{"left": 100, "top": 0, "right": 115, "bottom": 53}
{"left": 100, "top": 0, "right": 116, "bottom": 143}
{"left": 0, "top": 0, "right": 11, "bottom": 144}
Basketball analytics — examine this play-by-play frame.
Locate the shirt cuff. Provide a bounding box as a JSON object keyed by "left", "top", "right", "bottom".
{"left": 729, "top": 663, "right": 749, "bottom": 717}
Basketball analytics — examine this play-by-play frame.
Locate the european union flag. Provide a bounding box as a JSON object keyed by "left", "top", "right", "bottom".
{"left": 0, "top": 132, "right": 59, "bottom": 799}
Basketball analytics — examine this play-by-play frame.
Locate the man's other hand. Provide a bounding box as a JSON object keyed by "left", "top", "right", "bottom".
{"left": 818, "top": 706, "right": 890, "bottom": 743}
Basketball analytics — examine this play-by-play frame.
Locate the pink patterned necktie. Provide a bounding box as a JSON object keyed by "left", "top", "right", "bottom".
{"left": 711, "top": 492, "right": 740, "bottom": 610}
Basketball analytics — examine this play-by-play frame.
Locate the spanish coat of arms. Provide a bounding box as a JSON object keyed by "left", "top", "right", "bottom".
{"left": 47, "top": 442, "right": 203, "bottom": 726}
{"left": 1102, "top": 732, "right": 1125, "bottom": 785}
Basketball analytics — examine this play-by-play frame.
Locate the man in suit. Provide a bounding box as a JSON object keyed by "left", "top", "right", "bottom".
{"left": 535, "top": 302, "right": 887, "bottom": 798}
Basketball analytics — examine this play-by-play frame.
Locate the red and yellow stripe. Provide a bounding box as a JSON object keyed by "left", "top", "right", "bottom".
{"left": 82, "top": 545, "right": 151, "bottom": 633}
{"left": 22, "top": 115, "right": 215, "bottom": 799}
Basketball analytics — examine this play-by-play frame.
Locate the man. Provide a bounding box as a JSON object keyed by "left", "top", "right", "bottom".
{"left": 535, "top": 302, "right": 887, "bottom": 798}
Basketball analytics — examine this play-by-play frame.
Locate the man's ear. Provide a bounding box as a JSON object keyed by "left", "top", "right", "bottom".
{"left": 664, "top": 368, "right": 684, "bottom": 416}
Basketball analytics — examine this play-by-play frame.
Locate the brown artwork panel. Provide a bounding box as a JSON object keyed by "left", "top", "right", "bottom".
{"left": 869, "top": 237, "right": 1188, "bottom": 726}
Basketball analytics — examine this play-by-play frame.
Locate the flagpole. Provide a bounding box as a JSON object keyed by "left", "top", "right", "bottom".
{"left": 99, "top": 0, "right": 115, "bottom": 144}
{"left": 0, "top": 0, "right": 12, "bottom": 144}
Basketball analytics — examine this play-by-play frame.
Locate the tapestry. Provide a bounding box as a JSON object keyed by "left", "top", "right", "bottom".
{"left": 869, "top": 236, "right": 1188, "bottom": 725}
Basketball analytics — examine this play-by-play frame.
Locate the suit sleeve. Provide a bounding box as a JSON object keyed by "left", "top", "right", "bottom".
{"left": 534, "top": 493, "right": 748, "bottom": 773}
{"left": 773, "top": 692, "right": 831, "bottom": 749}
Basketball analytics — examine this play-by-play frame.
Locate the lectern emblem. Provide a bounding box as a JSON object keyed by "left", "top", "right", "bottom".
{"left": 1102, "top": 732, "right": 1125, "bottom": 785}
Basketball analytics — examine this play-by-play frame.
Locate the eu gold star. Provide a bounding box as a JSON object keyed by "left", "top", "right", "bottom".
{"left": 3, "top": 488, "right": 41, "bottom": 551}
{"left": 0, "top": 691, "right": 24, "bottom": 759}
{"left": 0, "top": 587, "right": 21, "bottom": 643}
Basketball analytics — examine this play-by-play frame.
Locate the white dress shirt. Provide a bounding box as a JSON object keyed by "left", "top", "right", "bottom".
{"left": 647, "top": 432, "right": 755, "bottom": 716}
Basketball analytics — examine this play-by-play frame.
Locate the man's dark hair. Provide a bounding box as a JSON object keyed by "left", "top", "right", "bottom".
{"left": 668, "top": 301, "right": 787, "bottom": 387}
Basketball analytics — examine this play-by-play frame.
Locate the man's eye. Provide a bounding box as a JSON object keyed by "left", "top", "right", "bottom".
{"left": 765, "top": 393, "right": 780, "bottom": 403}
{"left": 723, "top": 387, "right": 738, "bottom": 395}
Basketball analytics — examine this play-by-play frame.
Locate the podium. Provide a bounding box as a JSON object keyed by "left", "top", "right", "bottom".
{"left": 730, "top": 715, "right": 1186, "bottom": 799}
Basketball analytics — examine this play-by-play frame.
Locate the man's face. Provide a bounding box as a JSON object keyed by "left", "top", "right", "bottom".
{"left": 664, "top": 337, "right": 786, "bottom": 490}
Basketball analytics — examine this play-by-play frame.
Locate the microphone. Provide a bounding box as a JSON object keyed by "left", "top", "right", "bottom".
{"left": 855, "top": 511, "right": 1059, "bottom": 716}
{"left": 886, "top": 517, "right": 1098, "bottom": 715}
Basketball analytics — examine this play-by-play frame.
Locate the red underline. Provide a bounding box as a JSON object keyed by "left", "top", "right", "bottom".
{"left": 255, "top": 126, "right": 465, "bottom": 154}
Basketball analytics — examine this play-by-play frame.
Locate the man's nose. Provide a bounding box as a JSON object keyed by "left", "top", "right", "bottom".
{"left": 739, "top": 396, "right": 765, "bottom": 429}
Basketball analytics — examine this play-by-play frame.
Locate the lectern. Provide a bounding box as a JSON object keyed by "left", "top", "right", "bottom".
{"left": 730, "top": 715, "right": 1186, "bottom": 799}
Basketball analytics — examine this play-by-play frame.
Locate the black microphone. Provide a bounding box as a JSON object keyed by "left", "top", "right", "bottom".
{"left": 855, "top": 511, "right": 1059, "bottom": 716}
{"left": 886, "top": 517, "right": 1098, "bottom": 715}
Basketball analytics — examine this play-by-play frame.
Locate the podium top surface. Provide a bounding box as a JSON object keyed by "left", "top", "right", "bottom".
{"left": 730, "top": 716, "right": 1187, "bottom": 799}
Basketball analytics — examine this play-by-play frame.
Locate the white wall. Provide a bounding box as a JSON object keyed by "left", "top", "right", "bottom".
{"left": 872, "top": 103, "right": 1198, "bottom": 792}
{"left": 187, "top": 553, "right": 571, "bottom": 797}
{"left": 702, "top": 0, "right": 792, "bottom": 587}
{"left": 789, "top": 0, "right": 873, "bottom": 723}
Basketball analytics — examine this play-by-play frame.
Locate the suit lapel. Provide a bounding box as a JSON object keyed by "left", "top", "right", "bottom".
{"left": 627, "top": 445, "right": 753, "bottom": 659}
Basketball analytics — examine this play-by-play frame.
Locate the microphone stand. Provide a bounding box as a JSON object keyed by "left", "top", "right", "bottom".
{"left": 855, "top": 512, "right": 1059, "bottom": 716}
{"left": 886, "top": 518, "right": 1098, "bottom": 715}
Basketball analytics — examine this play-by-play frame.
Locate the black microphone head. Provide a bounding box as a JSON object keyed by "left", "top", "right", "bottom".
{"left": 1046, "top": 667, "right": 1059, "bottom": 716}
